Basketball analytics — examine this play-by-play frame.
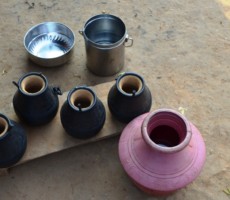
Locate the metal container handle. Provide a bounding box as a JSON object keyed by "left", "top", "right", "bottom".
{"left": 124, "top": 35, "right": 133, "bottom": 47}
{"left": 79, "top": 30, "right": 84, "bottom": 35}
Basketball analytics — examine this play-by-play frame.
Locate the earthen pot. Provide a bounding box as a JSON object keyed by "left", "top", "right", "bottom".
{"left": 0, "top": 113, "right": 27, "bottom": 168}
{"left": 13, "top": 72, "right": 62, "bottom": 126}
{"left": 108, "top": 72, "right": 152, "bottom": 123}
{"left": 60, "top": 86, "right": 106, "bottom": 139}
{"left": 119, "top": 109, "right": 206, "bottom": 195}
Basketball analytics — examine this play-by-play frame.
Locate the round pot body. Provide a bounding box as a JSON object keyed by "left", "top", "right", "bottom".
{"left": 60, "top": 86, "right": 106, "bottom": 139}
{"left": 119, "top": 109, "right": 206, "bottom": 195}
{"left": 0, "top": 113, "right": 27, "bottom": 168}
{"left": 108, "top": 72, "right": 152, "bottom": 123}
{"left": 13, "top": 72, "right": 62, "bottom": 126}
{"left": 80, "top": 14, "right": 133, "bottom": 76}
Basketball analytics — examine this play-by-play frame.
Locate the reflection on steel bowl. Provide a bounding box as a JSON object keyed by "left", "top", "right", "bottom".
{"left": 24, "top": 22, "right": 75, "bottom": 67}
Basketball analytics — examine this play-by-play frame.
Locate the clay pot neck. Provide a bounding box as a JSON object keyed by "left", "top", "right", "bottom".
{"left": 142, "top": 109, "right": 192, "bottom": 153}
{"left": 118, "top": 74, "right": 143, "bottom": 96}
{"left": 0, "top": 117, "right": 8, "bottom": 137}
{"left": 20, "top": 75, "right": 46, "bottom": 95}
{"left": 70, "top": 89, "right": 95, "bottom": 111}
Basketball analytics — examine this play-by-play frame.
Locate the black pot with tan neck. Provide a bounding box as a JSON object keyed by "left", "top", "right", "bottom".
{"left": 60, "top": 86, "right": 106, "bottom": 139}
{"left": 108, "top": 72, "right": 152, "bottom": 123}
{"left": 0, "top": 113, "right": 27, "bottom": 168}
{"left": 12, "top": 72, "right": 62, "bottom": 126}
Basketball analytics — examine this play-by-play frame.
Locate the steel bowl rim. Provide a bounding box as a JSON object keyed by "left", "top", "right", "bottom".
{"left": 23, "top": 21, "right": 75, "bottom": 60}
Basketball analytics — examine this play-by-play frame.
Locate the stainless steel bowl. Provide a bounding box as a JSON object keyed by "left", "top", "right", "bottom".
{"left": 24, "top": 22, "right": 75, "bottom": 67}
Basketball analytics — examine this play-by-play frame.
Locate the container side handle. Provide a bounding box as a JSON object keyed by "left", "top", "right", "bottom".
{"left": 12, "top": 81, "right": 19, "bottom": 89}
{"left": 79, "top": 30, "right": 84, "bottom": 35}
{"left": 124, "top": 35, "right": 133, "bottom": 47}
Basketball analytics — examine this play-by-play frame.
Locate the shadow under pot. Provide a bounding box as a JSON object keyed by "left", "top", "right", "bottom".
{"left": 119, "top": 109, "right": 206, "bottom": 195}
{"left": 60, "top": 86, "right": 106, "bottom": 139}
{"left": 108, "top": 72, "right": 152, "bottom": 123}
{"left": 0, "top": 113, "right": 27, "bottom": 168}
{"left": 12, "top": 72, "right": 62, "bottom": 126}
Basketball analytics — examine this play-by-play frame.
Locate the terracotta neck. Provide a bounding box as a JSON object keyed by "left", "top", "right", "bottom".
{"left": 69, "top": 88, "right": 95, "bottom": 111}
{"left": 117, "top": 74, "right": 144, "bottom": 96}
{"left": 20, "top": 74, "right": 46, "bottom": 95}
{"left": 0, "top": 117, "right": 8, "bottom": 137}
{"left": 142, "top": 109, "right": 192, "bottom": 153}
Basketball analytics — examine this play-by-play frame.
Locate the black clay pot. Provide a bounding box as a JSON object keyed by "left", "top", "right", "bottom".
{"left": 60, "top": 86, "right": 106, "bottom": 139}
{"left": 0, "top": 113, "right": 27, "bottom": 168}
{"left": 12, "top": 72, "right": 62, "bottom": 126}
{"left": 108, "top": 72, "right": 152, "bottom": 123}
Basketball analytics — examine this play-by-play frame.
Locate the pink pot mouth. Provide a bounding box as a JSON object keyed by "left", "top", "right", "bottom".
{"left": 0, "top": 117, "right": 8, "bottom": 137}
{"left": 142, "top": 109, "right": 192, "bottom": 153}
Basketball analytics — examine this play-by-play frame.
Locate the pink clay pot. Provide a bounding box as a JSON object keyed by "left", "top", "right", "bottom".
{"left": 118, "top": 108, "right": 206, "bottom": 196}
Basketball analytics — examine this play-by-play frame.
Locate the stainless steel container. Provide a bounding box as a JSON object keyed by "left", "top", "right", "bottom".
{"left": 24, "top": 22, "right": 75, "bottom": 67}
{"left": 80, "top": 14, "right": 133, "bottom": 76}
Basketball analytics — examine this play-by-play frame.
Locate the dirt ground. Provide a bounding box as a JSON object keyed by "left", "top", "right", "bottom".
{"left": 0, "top": 0, "right": 229, "bottom": 199}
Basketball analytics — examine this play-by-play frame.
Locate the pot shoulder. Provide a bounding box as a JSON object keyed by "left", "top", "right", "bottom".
{"left": 108, "top": 84, "right": 152, "bottom": 123}
{"left": 0, "top": 120, "right": 27, "bottom": 168}
{"left": 60, "top": 98, "right": 106, "bottom": 139}
{"left": 13, "top": 87, "right": 59, "bottom": 125}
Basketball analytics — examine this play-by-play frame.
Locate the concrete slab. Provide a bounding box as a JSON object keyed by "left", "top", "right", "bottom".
{"left": 0, "top": 0, "right": 229, "bottom": 199}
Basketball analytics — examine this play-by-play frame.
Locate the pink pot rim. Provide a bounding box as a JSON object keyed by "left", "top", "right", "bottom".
{"left": 141, "top": 108, "right": 192, "bottom": 153}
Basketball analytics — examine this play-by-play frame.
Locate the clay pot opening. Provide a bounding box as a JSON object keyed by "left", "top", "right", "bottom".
{"left": 0, "top": 117, "right": 8, "bottom": 137}
{"left": 70, "top": 89, "right": 94, "bottom": 111}
{"left": 21, "top": 75, "right": 46, "bottom": 94}
{"left": 118, "top": 75, "right": 143, "bottom": 95}
{"left": 150, "top": 125, "right": 180, "bottom": 147}
{"left": 142, "top": 110, "right": 192, "bottom": 152}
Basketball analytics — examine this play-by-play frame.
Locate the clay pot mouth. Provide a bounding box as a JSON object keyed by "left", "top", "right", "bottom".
{"left": 118, "top": 74, "right": 143, "bottom": 96}
{"left": 70, "top": 88, "right": 95, "bottom": 111}
{"left": 142, "top": 109, "right": 192, "bottom": 153}
{"left": 20, "top": 75, "right": 46, "bottom": 95}
{"left": 0, "top": 117, "right": 8, "bottom": 137}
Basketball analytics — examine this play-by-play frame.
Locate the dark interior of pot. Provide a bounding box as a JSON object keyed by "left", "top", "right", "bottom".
{"left": 85, "top": 17, "right": 126, "bottom": 45}
{"left": 0, "top": 117, "right": 8, "bottom": 137}
{"left": 21, "top": 75, "right": 45, "bottom": 94}
{"left": 70, "top": 89, "right": 94, "bottom": 111}
{"left": 150, "top": 125, "right": 180, "bottom": 147}
{"left": 147, "top": 112, "right": 187, "bottom": 147}
{"left": 118, "top": 75, "right": 143, "bottom": 95}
